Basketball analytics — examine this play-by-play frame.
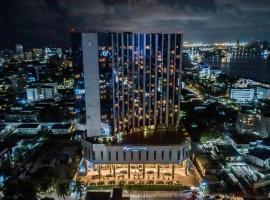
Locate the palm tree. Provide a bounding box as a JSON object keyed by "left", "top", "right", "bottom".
{"left": 73, "top": 181, "right": 84, "bottom": 200}
{"left": 56, "top": 182, "right": 69, "bottom": 200}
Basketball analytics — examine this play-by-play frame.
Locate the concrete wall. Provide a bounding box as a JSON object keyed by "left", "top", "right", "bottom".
{"left": 82, "top": 139, "right": 191, "bottom": 164}
{"left": 82, "top": 33, "right": 101, "bottom": 137}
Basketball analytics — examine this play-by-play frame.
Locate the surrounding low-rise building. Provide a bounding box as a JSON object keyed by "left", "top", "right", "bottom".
{"left": 246, "top": 148, "right": 270, "bottom": 168}
{"left": 229, "top": 88, "right": 255, "bottom": 103}
{"left": 26, "top": 82, "right": 58, "bottom": 102}
{"left": 16, "top": 124, "right": 41, "bottom": 134}
{"left": 224, "top": 133, "right": 259, "bottom": 154}
{"left": 5, "top": 110, "right": 39, "bottom": 122}
{"left": 51, "top": 124, "right": 71, "bottom": 135}
{"left": 255, "top": 86, "right": 270, "bottom": 100}
{"left": 0, "top": 125, "right": 6, "bottom": 136}
{"left": 236, "top": 109, "right": 260, "bottom": 135}
{"left": 213, "top": 144, "right": 241, "bottom": 161}
{"left": 256, "top": 112, "right": 270, "bottom": 138}
{"left": 195, "top": 155, "right": 220, "bottom": 176}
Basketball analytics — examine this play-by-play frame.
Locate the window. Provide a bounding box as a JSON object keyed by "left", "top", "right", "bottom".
{"left": 108, "top": 151, "right": 111, "bottom": 161}
{"left": 146, "top": 151, "right": 149, "bottom": 160}
{"left": 154, "top": 151, "right": 156, "bottom": 160}
{"left": 116, "top": 151, "right": 118, "bottom": 161}
{"left": 177, "top": 150, "right": 180, "bottom": 160}
{"left": 101, "top": 151, "right": 103, "bottom": 160}
{"left": 182, "top": 149, "right": 185, "bottom": 159}
{"left": 161, "top": 151, "right": 164, "bottom": 160}
{"left": 131, "top": 152, "right": 133, "bottom": 161}
{"left": 92, "top": 151, "right": 95, "bottom": 160}
{"left": 123, "top": 151, "right": 126, "bottom": 161}
{"left": 139, "top": 151, "right": 141, "bottom": 160}
{"left": 169, "top": 150, "right": 172, "bottom": 160}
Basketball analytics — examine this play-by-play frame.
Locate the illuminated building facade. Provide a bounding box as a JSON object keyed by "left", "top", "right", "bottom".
{"left": 82, "top": 32, "right": 183, "bottom": 137}
{"left": 79, "top": 32, "right": 190, "bottom": 183}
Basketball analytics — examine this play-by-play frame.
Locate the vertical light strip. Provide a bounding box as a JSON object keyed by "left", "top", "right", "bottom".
{"left": 160, "top": 34, "right": 164, "bottom": 124}
{"left": 132, "top": 34, "right": 135, "bottom": 131}
{"left": 116, "top": 33, "right": 120, "bottom": 132}
{"left": 172, "top": 34, "right": 176, "bottom": 124}
{"left": 143, "top": 34, "right": 146, "bottom": 127}
{"left": 112, "top": 33, "right": 116, "bottom": 134}
{"left": 177, "top": 33, "right": 183, "bottom": 125}
{"left": 121, "top": 33, "right": 125, "bottom": 131}
{"left": 166, "top": 34, "right": 170, "bottom": 126}
{"left": 154, "top": 34, "right": 158, "bottom": 126}
{"left": 137, "top": 33, "right": 140, "bottom": 128}
{"left": 126, "top": 34, "right": 130, "bottom": 130}
{"left": 148, "top": 34, "right": 152, "bottom": 125}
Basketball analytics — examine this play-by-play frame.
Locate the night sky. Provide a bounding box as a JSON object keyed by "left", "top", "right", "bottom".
{"left": 1, "top": 0, "right": 270, "bottom": 48}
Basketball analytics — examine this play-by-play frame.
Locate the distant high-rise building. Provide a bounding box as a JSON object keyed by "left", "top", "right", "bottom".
{"left": 71, "top": 33, "right": 85, "bottom": 122}
{"left": 15, "top": 44, "right": 24, "bottom": 55}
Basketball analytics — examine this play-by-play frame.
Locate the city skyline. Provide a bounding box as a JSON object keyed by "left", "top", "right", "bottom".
{"left": 1, "top": 0, "right": 270, "bottom": 48}
{"left": 1, "top": 1, "right": 270, "bottom": 199}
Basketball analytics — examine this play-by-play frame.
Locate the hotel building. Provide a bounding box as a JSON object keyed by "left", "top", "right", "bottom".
{"left": 77, "top": 32, "right": 191, "bottom": 183}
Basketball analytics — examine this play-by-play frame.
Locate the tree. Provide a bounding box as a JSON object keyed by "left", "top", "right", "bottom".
{"left": 3, "top": 180, "right": 37, "bottom": 200}
{"left": 200, "top": 130, "right": 222, "bottom": 143}
{"left": 32, "top": 167, "right": 59, "bottom": 194}
{"left": 73, "top": 181, "right": 84, "bottom": 200}
{"left": 56, "top": 182, "right": 69, "bottom": 200}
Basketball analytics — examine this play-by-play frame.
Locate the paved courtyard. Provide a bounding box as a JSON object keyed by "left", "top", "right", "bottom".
{"left": 76, "top": 163, "right": 198, "bottom": 187}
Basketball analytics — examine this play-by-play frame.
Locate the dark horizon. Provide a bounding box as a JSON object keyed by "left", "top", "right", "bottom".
{"left": 1, "top": 0, "right": 270, "bottom": 48}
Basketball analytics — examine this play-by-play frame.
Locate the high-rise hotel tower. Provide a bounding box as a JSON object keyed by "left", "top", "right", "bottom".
{"left": 76, "top": 32, "right": 190, "bottom": 181}
{"left": 82, "top": 32, "right": 183, "bottom": 137}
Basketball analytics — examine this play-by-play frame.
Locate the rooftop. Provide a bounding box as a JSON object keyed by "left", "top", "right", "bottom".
{"left": 248, "top": 148, "right": 270, "bottom": 160}
{"left": 215, "top": 144, "right": 240, "bottom": 157}
{"left": 196, "top": 155, "right": 220, "bottom": 169}
{"left": 86, "top": 127, "right": 190, "bottom": 146}
{"left": 17, "top": 124, "right": 40, "bottom": 129}
{"left": 51, "top": 124, "right": 70, "bottom": 129}
{"left": 229, "top": 133, "right": 261, "bottom": 144}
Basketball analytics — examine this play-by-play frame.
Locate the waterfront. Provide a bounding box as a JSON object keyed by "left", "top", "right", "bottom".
{"left": 206, "top": 54, "right": 270, "bottom": 83}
